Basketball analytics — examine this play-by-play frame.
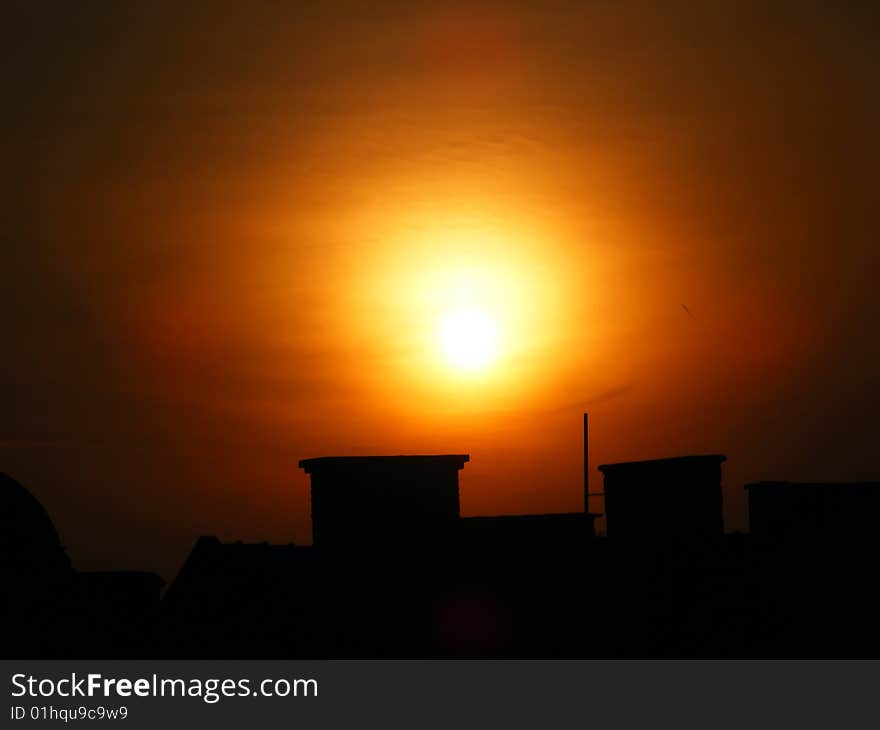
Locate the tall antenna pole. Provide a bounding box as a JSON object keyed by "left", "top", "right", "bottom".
{"left": 583, "top": 412, "right": 589, "bottom": 513}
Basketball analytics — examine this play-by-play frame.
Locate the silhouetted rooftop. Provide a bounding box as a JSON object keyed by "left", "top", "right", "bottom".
{"left": 79, "top": 571, "right": 166, "bottom": 589}
{"left": 299, "top": 455, "right": 470, "bottom": 473}
{"left": 0, "top": 472, "right": 67, "bottom": 561}
{"left": 457, "top": 513, "right": 600, "bottom": 553}
{"left": 598, "top": 454, "right": 726, "bottom": 473}
{"left": 461, "top": 512, "right": 600, "bottom": 525}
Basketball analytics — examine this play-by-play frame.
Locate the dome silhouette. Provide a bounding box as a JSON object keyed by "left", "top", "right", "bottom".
{"left": 1, "top": 472, "right": 71, "bottom": 575}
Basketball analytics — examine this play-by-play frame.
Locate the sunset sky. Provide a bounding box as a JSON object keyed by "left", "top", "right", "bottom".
{"left": 3, "top": 1, "right": 879, "bottom": 577}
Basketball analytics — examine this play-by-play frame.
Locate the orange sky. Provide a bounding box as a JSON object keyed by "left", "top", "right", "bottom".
{"left": 3, "top": 1, "right": 879, "bottom": 577}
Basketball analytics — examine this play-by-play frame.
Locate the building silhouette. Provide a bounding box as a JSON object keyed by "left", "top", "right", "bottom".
{"left": 5, "top": 415, "right": 880, "bottom": 658}
{"left": 458, "top": 513, "right": 597, "bottom": 554}
{"left": 1, "top": 473, "right": 163, "bottom": 658}
{"left": 599, "top": 454, "right": 726, "bottom": 541}
{"left": 746, "top": 480, "right": 880, "bottom": 542}
{"left": 299, "top": 455, "right": 469, "bottom": 550}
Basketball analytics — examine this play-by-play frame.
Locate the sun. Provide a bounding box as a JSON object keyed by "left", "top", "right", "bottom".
{"left": 437, "top": 307, "right": 500, "bottom": 372}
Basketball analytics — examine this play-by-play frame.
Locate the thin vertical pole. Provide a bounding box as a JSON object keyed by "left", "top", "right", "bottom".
{"left": 583, "top": 412, "right": 589, "bottom": 513}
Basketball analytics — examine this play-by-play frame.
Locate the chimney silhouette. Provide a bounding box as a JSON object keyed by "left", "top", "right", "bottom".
{"left": 298, "top": 455, "right": 470, "bottom": 551}
{"left": 598, "top": 454, "right": 726, "bottom": 540}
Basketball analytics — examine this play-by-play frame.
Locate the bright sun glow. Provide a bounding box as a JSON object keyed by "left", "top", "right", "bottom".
{"left": 438, "top": 307, "right": 500, "bottom": 372}
{"left": 361, "top": 215, "right": 580, "bottom": 406}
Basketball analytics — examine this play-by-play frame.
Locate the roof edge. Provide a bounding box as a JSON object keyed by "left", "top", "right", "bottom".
{"left": 598, "top": 454, "right": 727, "bottom": 472}
{"left": 299, "top": 454, "right": 470, "bottom": 473}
